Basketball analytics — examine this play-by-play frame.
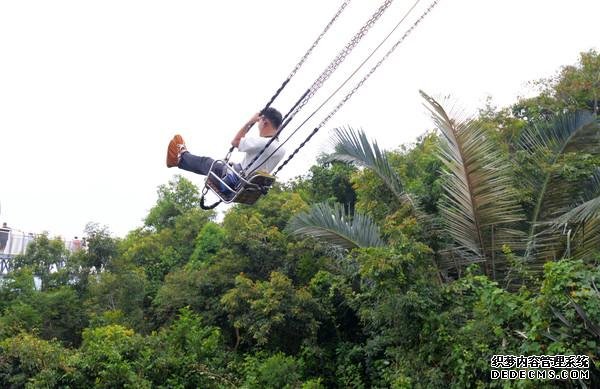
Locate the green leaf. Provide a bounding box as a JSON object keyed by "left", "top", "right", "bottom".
{"left": 287, "top": 202, "right": 385, "bottom": 250}
{"left": 329, "top": 127, "right": 406, "bottom": 202}
{"left": 421, "top": 91, "right": 524, "bottom": 275}
{"left": 519, "top": 111, "right": 600, "bottom": 260}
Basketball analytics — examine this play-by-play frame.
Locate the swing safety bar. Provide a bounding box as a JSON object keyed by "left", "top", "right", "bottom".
{"left": 199, "top": 160, "right": 275, "bottom": 210}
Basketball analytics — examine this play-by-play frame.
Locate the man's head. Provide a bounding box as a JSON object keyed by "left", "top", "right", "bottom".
{"left": 258, "top": 107, "right": 283, "bottom": 137}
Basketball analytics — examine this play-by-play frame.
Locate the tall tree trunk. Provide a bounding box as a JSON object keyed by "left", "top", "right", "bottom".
{"left": 234, "top": 327, "right": 241, "bottom": 352}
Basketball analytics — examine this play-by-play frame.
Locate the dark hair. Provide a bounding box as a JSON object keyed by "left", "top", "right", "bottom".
{"left": 260, "top": 107, "right": 283, "bottom": 129}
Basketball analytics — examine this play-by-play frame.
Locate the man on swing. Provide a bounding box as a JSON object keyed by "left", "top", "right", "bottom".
{"left": 166, "top": 107, "right": 285, "bottom": 194}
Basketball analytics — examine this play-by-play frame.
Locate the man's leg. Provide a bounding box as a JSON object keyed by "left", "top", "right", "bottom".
{"left": 167, "top": 134, "right": 226, "bottom": 177}
{"left": 178, "top": 152, "right": 226, "bottom": 176}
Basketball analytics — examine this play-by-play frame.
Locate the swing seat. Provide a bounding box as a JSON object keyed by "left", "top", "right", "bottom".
{"left": 231, "top": 171, "right": 275, "bottom": 205}
{"left": 205, "top": 161, "right": 275, "bottom": 206}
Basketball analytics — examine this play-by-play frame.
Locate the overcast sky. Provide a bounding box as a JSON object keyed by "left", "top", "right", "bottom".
{"left": 1, "top": 0, "right": 598, "bottom": 239}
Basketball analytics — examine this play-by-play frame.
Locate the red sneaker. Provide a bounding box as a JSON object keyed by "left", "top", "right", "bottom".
{"left": 166, "top": 134, "right": 187, "bottom": 167}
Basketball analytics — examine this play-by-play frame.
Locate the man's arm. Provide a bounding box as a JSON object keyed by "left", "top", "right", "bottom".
{"left": 231, "top": 112, "right": 260, "bottom": 148}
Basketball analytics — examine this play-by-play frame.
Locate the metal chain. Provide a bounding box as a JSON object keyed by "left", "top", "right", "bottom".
{"left": 242, "top": 0, "right": 394, "bottom": 176}
{"left": 317, "top": 0, "right": 440, "bottom": 129}
{"left": 287, "top": 0, "right": 394, "bottom": 123}
{"left": 200, "top": 1, "right": 354, "bottom": 206}
{"left": 263, "top": 0, "right": 422, "bottom": 175}
{"left": 261, "top": 0, "right": 353, "bottom": 113}
{"left": 287, "top": 0, "right": 353, "bottom": 81}
{"left": 274, "top": 0, "right": 441, "bottom": 176}
{"left": 274, "top": 127, "right": 320, "bottom": 175}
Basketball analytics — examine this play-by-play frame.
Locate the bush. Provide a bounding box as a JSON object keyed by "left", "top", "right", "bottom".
{"left": 241, "top": 352, "right": 302, "bottom": 389}
{"left": 68, "top": 325, "right": 151, "bottom": 388}
{"left": 0, "top": 332, "right": 71, "bottom": 388}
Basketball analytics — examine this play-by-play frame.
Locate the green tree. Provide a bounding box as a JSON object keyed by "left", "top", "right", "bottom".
{"left": 120, "top": 228, "right": 175, "bottom": 289}
{"left": 68, "top": 325, "right": 151, "bottom": 388}
{"left": 0, "top": 332, "right": 72, "bottom": 388}
{"left": 189, "top": 222, "right": 226, "bottom": 264}
{"left": 287, "top": 127, "right": 411, "bottom": 254}
{"left": 85, "top": 259, "right": 148, "bottom": 332}
{"left": 240, "top": 352, "right": 303, "bottom": 389}
{"left": 0, "top": 301, "right": 42, "bottom": 340}
{"left": 514, "top": 49, "right": 600, "bottom": 119}
{"left": 0, "top": 267, "right": 36, "bottom": 313}
{"left": 221, "top": 207, "right": 288, "bottom": 281}
{"left": 37, "top": 286, "right": 87, "bottom": 346}
{"left": 291, "top": 157, "right": 357, "bottom": 212}
{"left": 517, "top": 111, "right": 600, "bottom": 263}
{"left": 145, "top": 175, "right": 210, "bottom": 230}
{"left": 12, "top": 233, "right": 67, "bottom": 291}
{"left": 421, "top": 91, "right": 524, "bottom": 278}
{"left": 141, "top": 307, "right": 235, "bottom": 388}
{"left": 0, "top": 269, "right": 86, "bottom": 345}
{"left": 225, "top": 186, "right": 308, "bottom": 232}
{"left": 153, "top": 254, "right": 243, "bottom": 328}
{"left": 83, "top": 222, "right": 119, "bottom": 272}
{"left": 221, "top": 272, "right": 320, "bottom": 353}
{"left": 330, "top": 127, "right": 408, "bottom": 208}
{"left": 120, "top": 204, "right": 211, "bottom": 295}
{"left": 554, "top": 50, "right": 600, "bottom": 114}
{"left": 394, "top": 133, "right": 444, "bottom": 215}
{"left": 287, "top": 202, "right": 385, "bottom": 250}
{"left": 56, "top": 223, "right": 120, "bottom": 298}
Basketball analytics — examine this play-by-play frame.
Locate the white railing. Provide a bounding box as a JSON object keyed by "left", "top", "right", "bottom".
{"left": 0, "top": 230, "right": 33, "bottom": 256}
{"left": 0, "top": 230, "right": 84, "bottom": 256}
{"left": 0, "top": 230, "right": 85, "bottom": 275}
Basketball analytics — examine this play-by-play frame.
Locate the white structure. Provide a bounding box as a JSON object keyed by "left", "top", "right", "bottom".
{"left": 1, "top": 230, "right": 35, "bottom": 256}
{"left": 0, "top": 229, "right": 84, "bottom": 274}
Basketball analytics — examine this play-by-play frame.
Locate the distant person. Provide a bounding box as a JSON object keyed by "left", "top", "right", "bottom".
{"left": 0, "top": 222, "right": 10, "bottom": 252}
{"left": 166, "top": 109, "right": 286, "bottom": 193}
{"left": 22, "top": 232, "right": 35, "bottom": 250}
{"left": 70, "top": 236, "right": 82, "bottom": 252}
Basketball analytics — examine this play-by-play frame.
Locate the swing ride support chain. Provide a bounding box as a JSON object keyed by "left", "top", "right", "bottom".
{"left": 273, "top": 0, "right": 441, "bottom": 176}
{"left": 243, "top": 0, "right": 394, "bottom": 174}
{"left": 233, "top": 0, "right": 353, "bottom": 156}
{"left": 200, "top": 0, "right": 354, "bottom": 209}
{"left": 224, "top": 79, "right": 292, "bottom": 156}
{"left": 263, "top": 0, "right": 353, "bottom": 112}
{"left": 253, "top": 0, "right": 423, "bottom": 176}
{"left": 273, "top": 127, "right": 320, "bottom": 175}
{"left": 286, "top": 0, "right": 352, "bottom": 81}
{"left": 285, "top": 0, "right": 394, "bottom": 125}
{"left": 318, "top": 0, "right": 440, "bottom": 130}
{"left": 239, "top": 88, "right": 310, "bottom": 176}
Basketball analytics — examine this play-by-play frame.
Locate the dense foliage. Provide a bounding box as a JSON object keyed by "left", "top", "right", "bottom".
{"left": 1, "top": 50, "right": 598, "bottom": 388}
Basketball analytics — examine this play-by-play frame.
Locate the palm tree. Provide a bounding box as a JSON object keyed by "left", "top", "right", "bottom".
{"left": 286, "top": 126, "right": 404, "bottom": 251}
{"left": 287, "top": 92, "right": 600, "bottom": 283}
{"left": 420, "top": 91, "right": 524, "bottom": 278}
{"left": 550, "top": 168, "right": 600, "bottom": 259}
{"left": 517, "top": 111, "right": 600, "bottom": 264}
{"left": 329, "top": 127, "right": 406, "bottom": 203}
{"left": 286, "top": 202, "right": 385, "bottom": 250}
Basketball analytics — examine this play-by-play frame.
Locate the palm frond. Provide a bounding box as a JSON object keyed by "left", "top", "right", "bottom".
{"left": 550, "top": 169, "right": 600, "bottom": 259}
{"left": 570, "top": 219, "right": 600, "bottom": 260}
{"left": 286, "top": 202, "right": 385, "bottom": 250}
{"left": 519, "top": 112, "right": 600, "bottom": 259}
{"left": 553, "top": 169, "right": 600, "bottom": 226}
{"left": 520, "top": 111, "right": 598, "bottom": 158}
{"left": 329, "top": 127, "right": 405, "bottom": 201}
{"left": 555, "top": 196, "right": 600, "bottom": 227}
{"left": 421, "top": 91, "right": 524, "bottom": 271}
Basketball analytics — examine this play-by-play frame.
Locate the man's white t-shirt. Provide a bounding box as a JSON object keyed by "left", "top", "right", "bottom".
{"left": 238, "top": 136, "right": 285, "bottom": 173}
